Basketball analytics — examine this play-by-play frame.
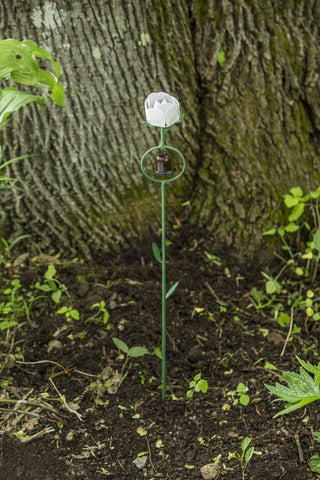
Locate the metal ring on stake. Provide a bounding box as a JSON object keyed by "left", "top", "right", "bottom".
{"left": 140, "top": 144, "right": 186, "bottom": 183}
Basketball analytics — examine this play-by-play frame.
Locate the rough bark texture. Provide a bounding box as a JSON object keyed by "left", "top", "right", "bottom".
{"left": 1, "top": 0, "right": 320, "bottom": 256}
{"left": 0, "top": 0, "right": 199, "bottom": 256}
{"left": 192, "top": 0, "right": 320, "bottom": 244}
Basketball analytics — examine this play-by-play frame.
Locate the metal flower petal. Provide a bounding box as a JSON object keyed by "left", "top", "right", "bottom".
{"left": 145, "top": 91, "right": 180, "bottom": 127}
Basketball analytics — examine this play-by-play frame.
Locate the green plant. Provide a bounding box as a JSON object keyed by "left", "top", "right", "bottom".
{"left": 112, "top": 337, "right": 150, "bottom": 390}
{"left": 57, "top": 306, "right": 79, "bottom": 322}
{"left": 0, "top": 38, "right": 64, "bottom": 128}
{"left": 186, "top": 373, "right": 208, "bottom": 398}
{"left": 309, "top": 456, "right": 320, "bottom": 475}
{"left": 90, "top": 300, "right": 110, "bottom": 325}
{"left": 34, "top": 264, "right": 69, "bottom": 304}
{"left": 0, "top": 278, "right": 40, "bottom": 331}
{"left": 265, "top": 356, "right": 320, "bottom": 417}
{"left": 231, "top": 383, "right": 250, "bottom": 406}
{"left": 0, "top": 234, "right": 31, "bottom": 266}
{"left": 228, "top": 437, "right": 255, "bottom": 480}
{"left": 264, "top": 185, "right": 320, "bottom": 281}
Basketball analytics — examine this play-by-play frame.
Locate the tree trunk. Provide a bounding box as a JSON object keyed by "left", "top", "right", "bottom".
{"left": 192, "top": 0, "right": 320, "bottom": 246}
{"left": 1, "top": 0, "right": 319, "bottom": 256}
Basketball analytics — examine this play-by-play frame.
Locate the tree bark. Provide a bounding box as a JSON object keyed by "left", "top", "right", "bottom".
{"left": 1, "top": 0, "right": 319, "bottom": 256}
{"left": 0, "top": 0, "right": 199, "bottom": 256}
{"left": 192, "top": 0, "right": 320, "bottom": 245}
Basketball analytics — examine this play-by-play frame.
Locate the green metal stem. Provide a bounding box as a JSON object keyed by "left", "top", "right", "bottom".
{"left": 140, "top": 124, "right": 186, "bottom": 400}
{"left": 161, "top": 180, "right": 166, "bottom": 400}
{"left": 160, "top": 127, "right": 165, "bottom": 149}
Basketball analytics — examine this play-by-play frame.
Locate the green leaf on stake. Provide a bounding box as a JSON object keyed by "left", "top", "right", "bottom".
{"left": 166, "top": 281, "right": 179, "bottom": 299}
{"left": 152, "top": 242, "right": 162, "bottom": 263}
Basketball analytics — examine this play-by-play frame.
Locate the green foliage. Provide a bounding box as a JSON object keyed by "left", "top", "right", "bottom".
{"left": 0, "top": 234, "right": 31, "bottom": 266}
{"left": 90, "top": 300, "right": 110, "bottom": 325}
{"left": 186, "top": 373, "right": 208, "bottom": 398}
{"left": 166, "top": 281, "right": 179, "bottom": 299}
{"left": 228, "top": 437, "right": 255, "bottom": 480}
{"left": 34, "top": 264, "right": 69, "bottom": 304}
{"left": 113, "top": 337, "right": 149, "bottom": 358}
{"left": 263, "top": 185, "right": 320, "bottom": 280}
{"left": 57, "top": 306, "right": 79, "bottom": 322}
{"left": 226, "top": 383, "right": 250, "bottom": 407}
{"left": 309, "top": 456, "right": 320, "bottom": 474}
{"left": 236, "top": 383, "right": 250, "bottom": 406}
{"left": 0, "top": 38, "right": 64, "bottom": 127}
{"left": 217, "top": 50, "right": 226, "bottom": 67}
{"left": 111, "top": 337, "right": 150, "bottom": 391}
{"left": 265, "top": 356, "right": 320, "bottom": 417}
{"left": 0, "top": 277, "right": 39, "bottom": 331}
{"left": 152, "top": 242, "right": 162, "bottom": 263}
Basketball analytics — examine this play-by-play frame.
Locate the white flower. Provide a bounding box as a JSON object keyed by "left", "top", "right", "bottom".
{"left": 145, "top": 92, "right": 180, "bottom": 127}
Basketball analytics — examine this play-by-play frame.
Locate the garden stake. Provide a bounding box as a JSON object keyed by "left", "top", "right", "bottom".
{"left": 141, "top": 92, "right": 185, "bottom": 399}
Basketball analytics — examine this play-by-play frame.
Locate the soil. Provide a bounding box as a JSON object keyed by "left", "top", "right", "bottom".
{"left": 0, "top": 225, "right": 319, "bottom": 480}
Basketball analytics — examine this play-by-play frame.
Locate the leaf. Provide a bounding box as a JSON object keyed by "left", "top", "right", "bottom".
{"left": 45, "top": 264, "right": 56, "bottom": 280}
{"left": 36, "top": 284, "right": 51, "bottom": 292}
{"left": 57, "top": 306, "right": 68, "bottom": 314}
{"left": 152, "top": 242, "right": 162, "bottom": 263}
{"left": 153, "top": 347, "right": 162, "bottom": 359}
{"left": 127, "top": 346, "right": 150, "bottom": 357}
{"left": 313, "top": 229, "right": 320, "bottom": 253}
{"left": 112, "top": 337, "right": 128, "bottom": 354}
{"left": 0, "top": 87, "right": 45, "bottom": 126}
{"left": 241, "top": 437, "right": 252, "bottom": 453}
{"left": 186, "top": 389, "right": 194, "bottom": 398}
{"left": 283, "top": 194, "right": 299, "bottom": 208}
{"left": 0, "top": 38, "right": 64, "bottom": 106}
{"left": 264, "top": 361, "right": 278, "bottom": 371}
{"left": 217, "top": 50, "right": 226, "bottom": 67}
{"left": 290, "top": 186, "right": 303, "bottom": 197}
{"left": 245, "top": 446, "right": 254, "bottom": 463}
{"left": 265, "top": 364, "right": 320, "bottom": 417}
{"left": 236, "top": 383, "right": 247, "bottom": 394}
{"left": 284, "top": 223, "right": 299, "bottom": 233}
{"left": 296, "top": 357, "right": 320, "bottom": 377}
{"left": 277, "top": 313, "right": 291, "bottom": 327}
{"left": 166, "top": 281, "right": 179, "bottom": 299}
{"left": 240, "top": 394, "right": 250, "bottom": 406}
{"left": 263, "top": 228, "right": 276, "bottom": 236}
{"left": 309, "top": 456, "right": 320, "bottom": 474}
{"left": 265, "top": 279, "right": 281, "bottom": 295}
{"left": 288, "top": 203, "right": 305, "bottom": 222}
{"left": 250, "top": 287, "right": 265, "bottom": 303}
{"left": 71, "top": 309, "right": 79, "bottom": 320}
{"left": 52, "top": 290, "right": 62, "bottom": 304}
{"left": 197, "top": 379, "right": 208, "bottom": 393}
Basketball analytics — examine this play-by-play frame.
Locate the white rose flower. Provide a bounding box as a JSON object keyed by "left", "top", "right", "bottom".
{"left": 145, "top": 92, "right": 180, "bottom": 127}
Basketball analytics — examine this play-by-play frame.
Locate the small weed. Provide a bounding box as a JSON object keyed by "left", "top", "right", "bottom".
{"left": 228, "top": 437, "right": 255, "bottom": 480}
{"left": 112, "top": 337, "right": 150, "bottom": 390}
{"left": 34, "top": 264, "right": 69, "bottom": 304}
{"left": 57, "top": 306, "right": 79, "bottom": 322}
{"left": 186, "top": 373, "right": 208, "bottom": 398}
{"left": 265, "top": 356, "right": 320, "bottom": 417}
{"left": 90, "top": 300, "right": 110, "bottom": 326}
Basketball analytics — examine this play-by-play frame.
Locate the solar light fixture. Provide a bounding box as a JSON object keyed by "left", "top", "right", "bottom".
{"left": 141, "top": 91, "right": 185, "bottom": 400}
